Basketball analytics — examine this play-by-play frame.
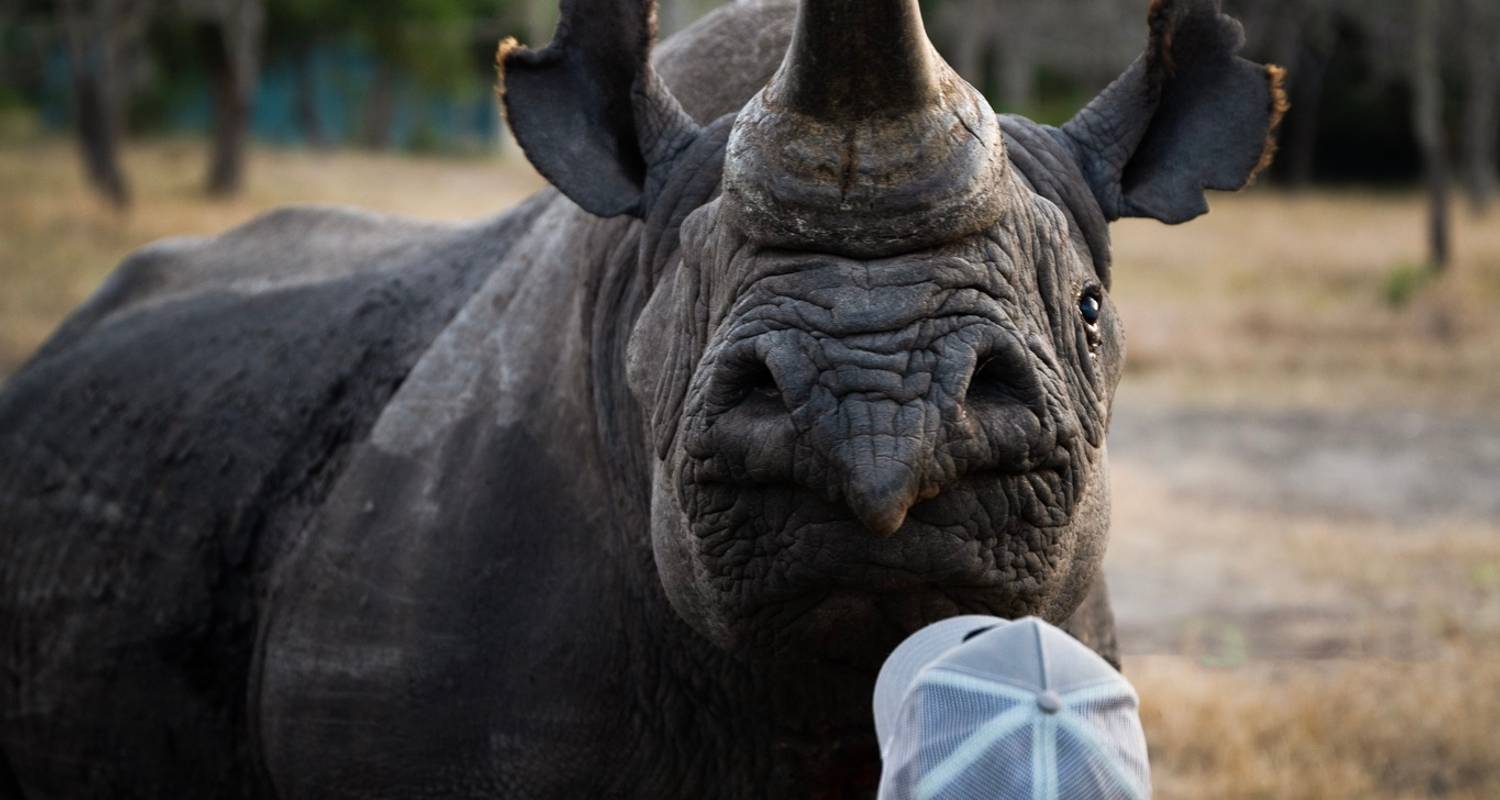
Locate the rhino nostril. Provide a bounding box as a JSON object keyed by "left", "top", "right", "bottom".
{"left": 967, "top": 353, "right": 1030, "bottom": 406}
{"left": 731, "top": 362, "right": 785, "bottom": 412}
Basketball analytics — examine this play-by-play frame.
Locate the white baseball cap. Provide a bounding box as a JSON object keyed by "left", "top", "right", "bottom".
{"left": 873, "top": 616, "right": 1151, "bottom": 800}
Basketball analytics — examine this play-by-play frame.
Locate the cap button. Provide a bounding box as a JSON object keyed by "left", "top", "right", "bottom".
{"left": 1036, "top": 690, "right": 1063, "bottom": 715}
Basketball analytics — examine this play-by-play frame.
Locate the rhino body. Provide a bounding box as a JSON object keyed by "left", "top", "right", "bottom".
{"left": 0, "top": 0, "right": 1282, "bottom": 797}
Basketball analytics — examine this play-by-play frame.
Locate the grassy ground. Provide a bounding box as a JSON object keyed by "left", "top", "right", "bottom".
{"left": 1109, "top": 453, "right": 1500, "bottom": 798}
{"left": 3, "top": 138, "right": 1499, "bottom": 797}
{"left": 1111, "top": 190, "right": 1500, "bottom": 414}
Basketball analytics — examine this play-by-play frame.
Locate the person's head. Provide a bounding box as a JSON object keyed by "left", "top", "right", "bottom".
{"left": 874, "top": 616, "right": 1150, "bottom": 800}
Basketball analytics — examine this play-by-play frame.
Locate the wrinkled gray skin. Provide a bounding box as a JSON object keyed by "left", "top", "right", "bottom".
{"left": 637, "top": 185, "right": 1118, "bottom": 664}
{"left": 0, "top": 0, "right": 1280, "bottom": 797}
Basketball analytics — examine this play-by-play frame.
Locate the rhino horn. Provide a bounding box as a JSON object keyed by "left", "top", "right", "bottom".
{"left": 778, "top": 0, "right": 942, "bottom": 121}
{"left": 721, "top": 0, "right": 1012, "bottom": 258}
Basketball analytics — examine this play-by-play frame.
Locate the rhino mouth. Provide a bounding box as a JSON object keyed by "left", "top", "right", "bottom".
{"left": 672, "top": 456, "right": 1086, "bottom": 662}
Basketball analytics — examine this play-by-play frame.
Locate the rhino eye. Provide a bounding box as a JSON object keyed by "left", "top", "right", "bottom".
{"left": 1078, "top": 286, "right": 1103, "bottom": 326}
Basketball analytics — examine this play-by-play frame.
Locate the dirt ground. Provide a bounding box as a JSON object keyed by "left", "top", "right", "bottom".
{"left": 1106, "top": 399, "right": 1500, "bottom": 797}
{"left": 3, "top": 138, "right": 1499, "bottom": 797}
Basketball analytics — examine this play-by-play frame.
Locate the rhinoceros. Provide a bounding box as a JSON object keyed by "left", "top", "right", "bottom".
{"left": 0, "top": 0, "right": 1283, "bottom": 796}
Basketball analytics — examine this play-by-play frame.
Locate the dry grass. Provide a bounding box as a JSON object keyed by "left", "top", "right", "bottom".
{"left": 1115, "top": 502, "right": 1500, "bottom": 798}
{"left": 0, "top": 137, "right": 544, "bottom": 376}
{"left": 4, "top": 137, "right": 1500, "bottom": 798}
{"left": 1135, "top": 651, "right": 1500, "bottom": 800}
{"left": 1111, "top": 192, "right": 1500, "bottom": 414}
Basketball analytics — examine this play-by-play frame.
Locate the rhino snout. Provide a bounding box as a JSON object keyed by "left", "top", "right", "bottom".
{"left": 702, "top": 325, "right": 1056, "bottom": 538}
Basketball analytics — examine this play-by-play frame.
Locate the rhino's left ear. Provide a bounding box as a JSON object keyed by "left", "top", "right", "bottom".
{"left": 1062, "top": 0, "right": 1288, "bottom": 224}
{"left": 499, "top": 0, "right": 700, "bottom": 219}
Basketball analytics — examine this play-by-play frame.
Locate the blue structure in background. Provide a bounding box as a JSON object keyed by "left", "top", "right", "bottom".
{"left": 41, "top": 43, "right": 503, "bottom": 152}
{"left": 246, "top": 46, "right": 501, "bottom": 149}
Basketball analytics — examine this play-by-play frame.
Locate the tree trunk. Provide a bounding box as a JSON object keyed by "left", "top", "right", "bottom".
{"left": 1272, "top": 8, "right": 1335, "bottom": 187}
{"left": 945, "top": 0, "right": 986, "bottom": 93}
{"left": 60, "top": 0, "right": 131, "bottom": 207}
{"left": 205, "top": 0, "right": 263, "bottom": 196}
{"left": 206, "top": 69, "right": 248, "bottom": 194}
{"left": 294, "top": 44, "right": 324, "bottom": 148}
{"left": 1460, "top": 0, "right": 1498, "bottom": 212}
{"left": 1412, "top": 0, "right": 1451, "bottom": 271}
{"left": 71, "top": 63, "right": 131, "bottom": 207}
{"left": 360, "top": 61, "right": 397, "bottom": 150}
{"left": 992, "top": 41, "right": 1035, "bottom": 114}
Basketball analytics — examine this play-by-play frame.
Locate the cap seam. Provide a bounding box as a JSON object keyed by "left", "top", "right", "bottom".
{"left": 1033, "top": 619, "right": 1050, "bottom": 691}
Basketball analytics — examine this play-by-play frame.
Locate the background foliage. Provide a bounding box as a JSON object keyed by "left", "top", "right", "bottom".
{"left": 3, "top": 0, "right": 1497, "bottom": 188}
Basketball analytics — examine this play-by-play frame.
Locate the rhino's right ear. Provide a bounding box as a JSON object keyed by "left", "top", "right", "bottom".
{"left": 499, "top": 0, "right": 700, "bottom": 219}
{"left": 1062, "top": 0, "right": 1288, "bottom": 224}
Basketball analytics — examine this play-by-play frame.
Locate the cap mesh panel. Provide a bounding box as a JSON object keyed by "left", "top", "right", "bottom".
{"left": 877, "top": 670, "right": 1150, "bottom": 800}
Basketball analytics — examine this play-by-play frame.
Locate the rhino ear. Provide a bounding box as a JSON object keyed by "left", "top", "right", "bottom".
{"left": 499, "top": 0, "right": 699, "bottom": 219}
{"left": 1062, "top": 0, "right": 1288, "bottom": 224}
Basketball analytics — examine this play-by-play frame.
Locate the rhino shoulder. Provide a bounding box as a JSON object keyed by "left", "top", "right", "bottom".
{"left": 0, "top": 195, "right": 553, "bottom": 558}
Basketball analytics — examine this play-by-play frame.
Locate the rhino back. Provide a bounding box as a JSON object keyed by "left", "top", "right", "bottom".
{"left": 0, "top": 195, "right": 548, "bottom": 797}
{"left": 32, "top": 205, "right": 471, "bottom": 368}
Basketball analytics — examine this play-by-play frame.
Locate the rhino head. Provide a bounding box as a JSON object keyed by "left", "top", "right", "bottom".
{"left": 501, "top": 0, "right": 1284, "bottom": 664}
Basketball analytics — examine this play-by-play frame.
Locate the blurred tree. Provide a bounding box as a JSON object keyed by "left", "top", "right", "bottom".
{"left": 19, "top": 0, "right": 1496, "bottom": 196}
{"left": 934, "top": 0, "right": 1024, "bottom": 109}
{"left": 1230, "top": 0, "right": 1339, "bottom": 186}
{"left": 180, "top": 0, "right": 264, "bottom": 195}
{"left": 1411, "top": 0, "right": 1449, "bottom": 269}
{"left": 58, "top": 0, "right": 152, "bottom": 207}
{"left": 929, "top": 0, "right": 1136, "bottom": 117}
{"left": 352, "top": 0, "right": 507, "bottom": 148}
{"left": 0, "top": 0, "right": 53, "bottom": 116}
{"left": 1458, "top": 0, "right": 1499, "bottom": 211}
{"left": 265, "top": 0, "right": 336, "bottom": 146}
